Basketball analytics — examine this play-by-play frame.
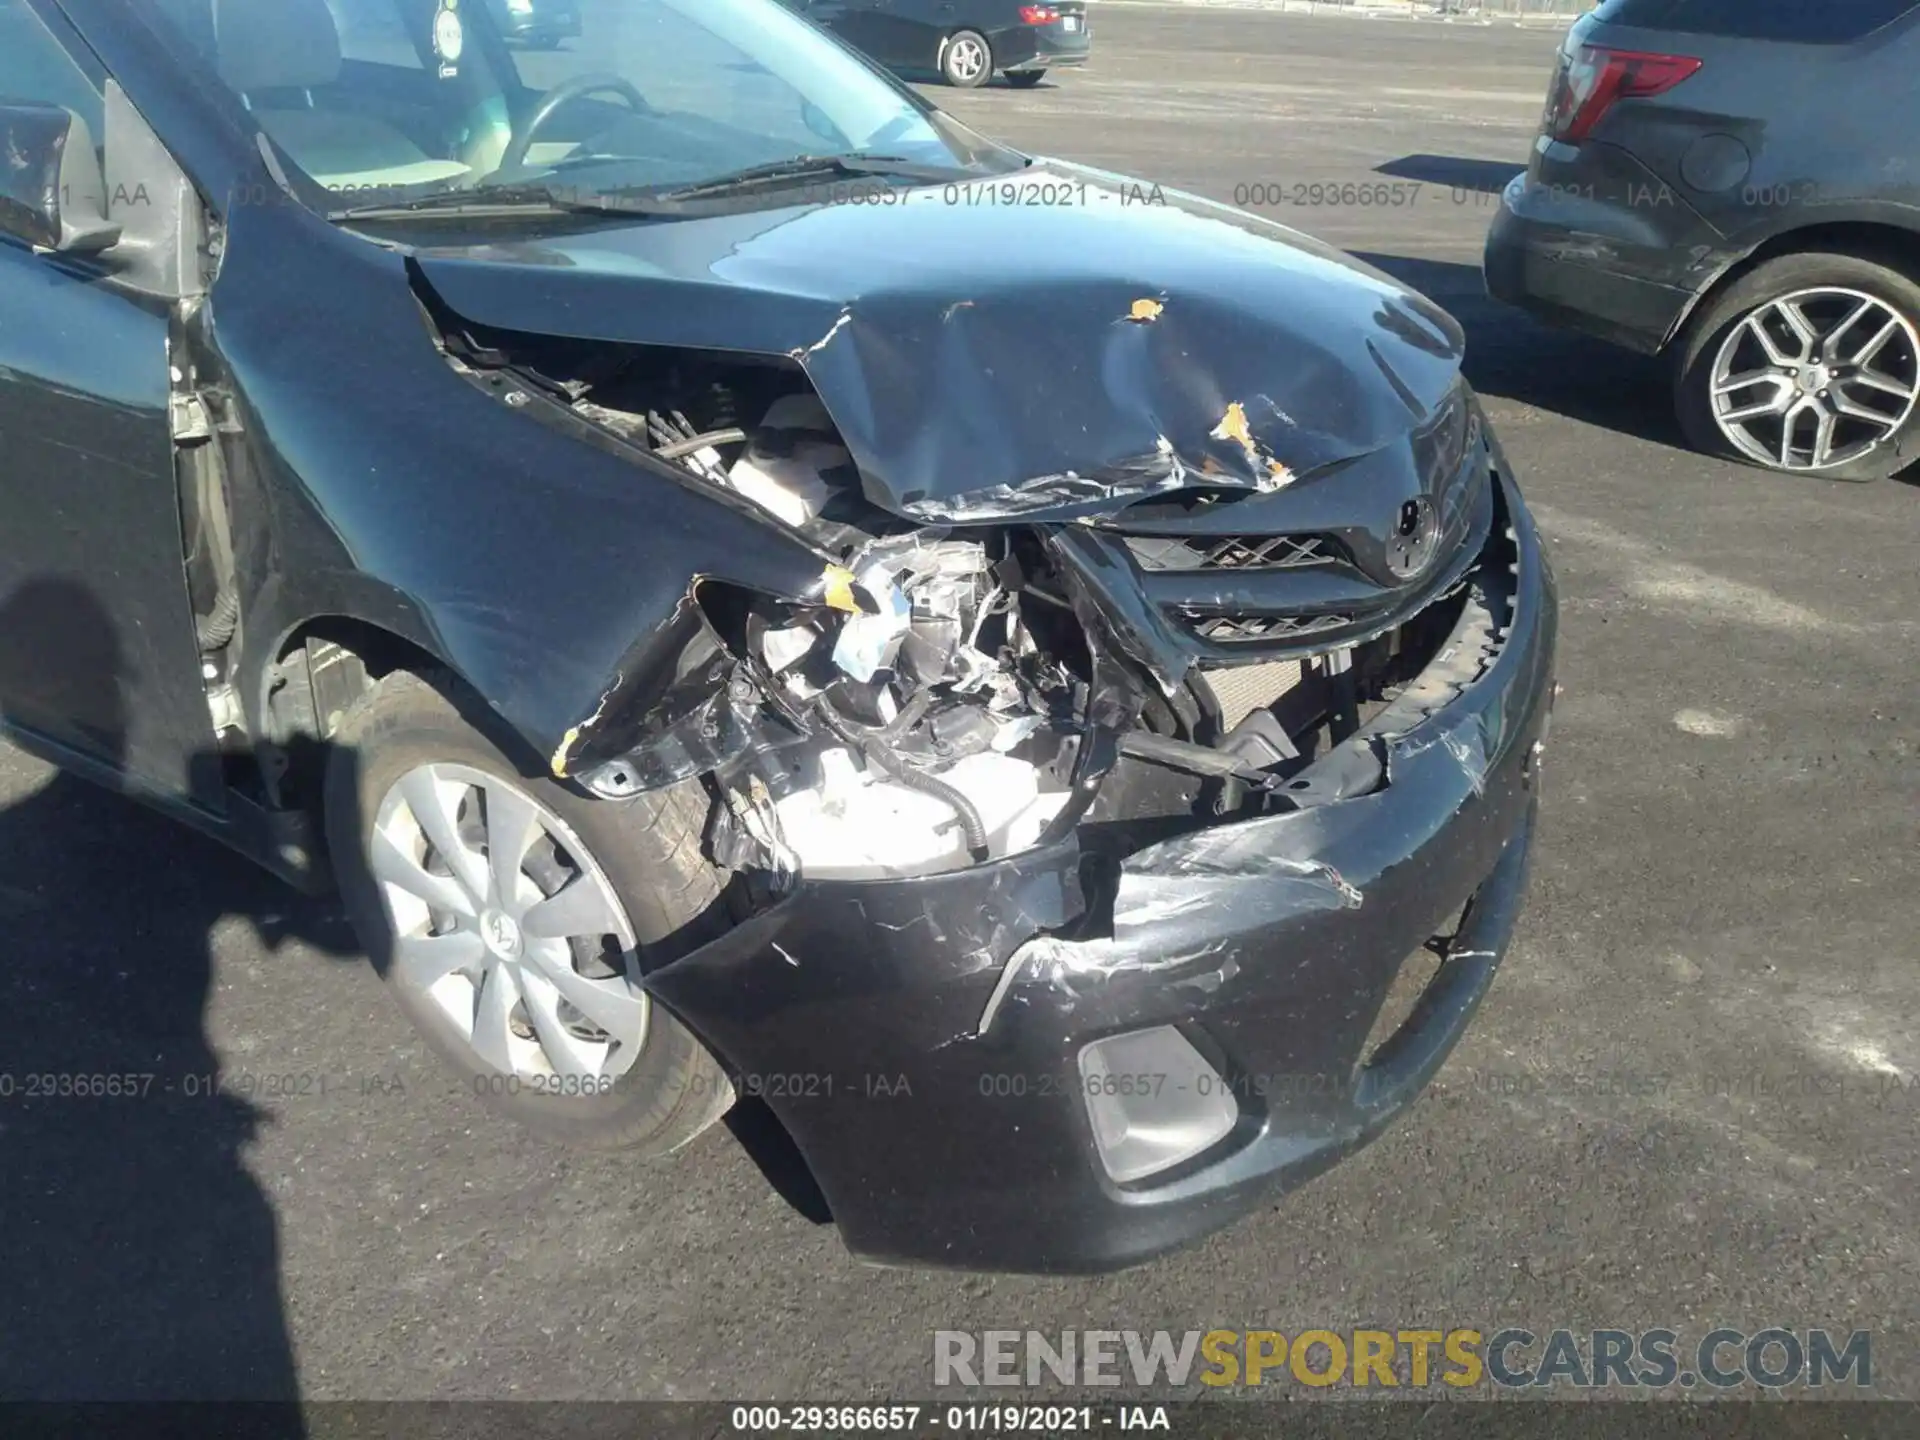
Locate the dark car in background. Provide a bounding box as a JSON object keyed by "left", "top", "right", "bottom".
{"left": 788, "top": 0, "right": 1089, "bottom": 87}
{"left": 2, "top": 0, "right": 1550, "bottom": 1273}
{"left": 482, "top": 0, "right": 581, "bottom": 48}
{"left": 1486, "top": 0, "right": 1920, "bottom": 480}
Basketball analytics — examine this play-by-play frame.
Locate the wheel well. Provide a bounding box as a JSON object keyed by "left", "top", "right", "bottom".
{"left": 1742, "top": 221, "right": 1920, "bottom": 274}
{"left": 1674, "top": 221, "right": 1920, "bottom": 348}
{"left": 263, "top": 618, "right": 444, "bottom": 806}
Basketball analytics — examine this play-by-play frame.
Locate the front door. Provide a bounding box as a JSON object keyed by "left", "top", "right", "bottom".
{"left": 0, "top": 0, "right": 221, "bottom": 807}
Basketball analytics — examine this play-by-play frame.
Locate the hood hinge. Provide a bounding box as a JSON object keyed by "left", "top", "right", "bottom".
{"left": 170, "top": 390, "right": 214, "bottom": 446}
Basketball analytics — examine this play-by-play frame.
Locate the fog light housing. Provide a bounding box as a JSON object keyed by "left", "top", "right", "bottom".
{"left": 1079, "top": 1026, "right": 1237, "bottom": 1184}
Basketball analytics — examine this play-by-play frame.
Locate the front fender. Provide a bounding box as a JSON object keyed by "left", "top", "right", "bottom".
{"left": 207, "top": 197, "right": 833, "bottom": 771}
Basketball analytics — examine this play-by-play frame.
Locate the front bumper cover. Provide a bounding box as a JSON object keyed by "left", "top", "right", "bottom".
{"left": 649, "top": 457, "right": 1556, "bottom": 1274}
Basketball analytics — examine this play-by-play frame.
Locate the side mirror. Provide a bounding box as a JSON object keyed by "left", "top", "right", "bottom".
{"left": 0, "top": 103, "right": 122, "bottom": 255}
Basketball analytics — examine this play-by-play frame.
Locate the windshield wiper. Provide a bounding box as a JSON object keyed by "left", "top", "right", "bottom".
{"left": 327, "top": 183, "right": 680, "bottom": 223}
{"left": 328, "top": 153, "right": 981, "bottom": 223}
{"left": 652, "top": 153, "right": 974, "bottom": 202}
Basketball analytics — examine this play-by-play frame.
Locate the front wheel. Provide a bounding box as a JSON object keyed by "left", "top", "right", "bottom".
{"left": 941, "top": 29, "right": 993, "bottom": 87}
{"left": 1005, "top": 69, "right": 1045, "bottom": 88}
{"left": 1674, "top": 251, "right": 1920, "bottom": 482}
{"left": 325, "top": 671, "right": 735, "bottom": 1153}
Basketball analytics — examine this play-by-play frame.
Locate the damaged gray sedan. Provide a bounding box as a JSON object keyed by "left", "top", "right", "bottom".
{"left": 0, "top": 0, "right": 1554, "bottom": 1270}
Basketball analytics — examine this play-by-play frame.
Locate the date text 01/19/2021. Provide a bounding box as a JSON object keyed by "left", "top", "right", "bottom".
{"left": 0, "top": 1070, "right": 403, "bottom": 1100}
{"left": 729, "top": 1405, "right": 1172, "bottom": 1432}
{"left": 472, "top": 1070, "right": 914, "bottom": 1101}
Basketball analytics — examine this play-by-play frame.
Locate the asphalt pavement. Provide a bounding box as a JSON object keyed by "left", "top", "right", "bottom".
{"left": 3, "top": 3, "right": 1916, "bottom": 1404}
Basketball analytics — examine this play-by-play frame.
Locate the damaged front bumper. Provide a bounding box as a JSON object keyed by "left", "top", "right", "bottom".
{"left": 647, "top": 462, "right": 1556, "bottom": 1273}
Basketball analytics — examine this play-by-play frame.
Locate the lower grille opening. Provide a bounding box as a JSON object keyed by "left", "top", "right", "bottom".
{"left": 1204, "top": 660, "right": 1308, "bottom": 732}
{"left": 1084, "top": 479, "right": 1517, "bottom": 846}
{"left": 1194, "top": 575, "right": 1469, "bottom": 753}
{"left": 1184, "top": 471, "right": 1516, "bottom": 790}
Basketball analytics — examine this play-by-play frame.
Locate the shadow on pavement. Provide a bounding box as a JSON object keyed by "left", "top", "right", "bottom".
{"left": 0, "top": 577, "right": 836, "bottom": 1419}
{"left": 1376, "top": 154, "right": 1528, "bottom": 195}
{"left": 1352, "top": 249, "right": 1687, "bottom": 450}
{"left": 0, "top": 578, "right": 356, "bottom": 1421}
{"left": 725, "top": 1097, "right": 834, "bottom": 1225}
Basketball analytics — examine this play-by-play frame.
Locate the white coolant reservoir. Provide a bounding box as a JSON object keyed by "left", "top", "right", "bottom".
{"left": 727, "top": 393, "right": 845, "bottom": 528}
{"left": 773, "top": 749, "right": 1068, "bottom": 881}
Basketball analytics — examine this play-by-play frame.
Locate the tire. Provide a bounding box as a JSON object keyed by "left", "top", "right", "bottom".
{"left": 941, "top": 29, "right": 993, "bottom": 88}
{"left": 1005, "top": 69, "right": 1045, "bottom": 88}
{"left": 325, "top": 670, "right": 735, "bottom": 1153}
{"left": 1673, "top": 250, "right": 1920, "bottom": 482}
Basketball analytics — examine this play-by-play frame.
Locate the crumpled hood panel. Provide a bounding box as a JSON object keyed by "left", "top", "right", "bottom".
{"left": 410, "top": 160, "right": 1465, "bottom": 522}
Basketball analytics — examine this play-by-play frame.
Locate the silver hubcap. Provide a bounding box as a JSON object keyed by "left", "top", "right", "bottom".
{"left": 1710, "top": 287, "right": 1920, "bottom": 471}
{"left": 949, "top": 37, "right": 985, "bottom": 80}
{"left": 371, "top": 763, "right": 647, "bottom": 1084}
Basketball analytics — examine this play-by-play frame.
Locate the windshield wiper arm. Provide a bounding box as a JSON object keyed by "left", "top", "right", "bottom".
{"left": 328, "top": 183, "right": 681, "bottom": 222}
{"left": 653, "top": 153, "right": 973, "bottom": 202}
{"left": 328, "top": 154, "right": 979, "bottom": 222}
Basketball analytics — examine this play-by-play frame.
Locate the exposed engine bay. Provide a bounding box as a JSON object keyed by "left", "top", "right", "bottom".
{"left": 436, "top": 330, "right": 1490, "bottom": 884}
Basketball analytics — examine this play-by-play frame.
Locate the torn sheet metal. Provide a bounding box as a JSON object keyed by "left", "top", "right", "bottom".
{"left": 408, "top": 160, "right": 1465, "bottom": 526}
{"left": 542, "top": 598, "right": 811, "bottom": 785}
{"left": 1047, "top": 524, "right": 1201, "bottom": 694}
{"left": 636, "top": 475, "right": 1556, "bottom": 1270}
{"left": 975, "top": 492, "right": 1550, "bottom": 1036}
{"left": 976, "top": 696, "right": 1508, "bottom": 1035}
{"left": 550, "top": 686, "right": 614, "bottom": 778}
{"left": 830, "top": 565, "right": 912, "bottom": 682}
{"left": 578, "top": 684, "right": 804, "bottom": 797}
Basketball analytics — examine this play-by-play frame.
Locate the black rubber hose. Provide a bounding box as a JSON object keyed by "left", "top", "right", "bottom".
{"left": 655, "top": 427, "right": 747, "bottom": 460}
{"left": 816, "top": 702, "right": 990, "bottom": 860}
{"left": 195, "top": 587, "right": 239, "bottom": 653}
{"left": 875, "top": 687, "right": 936, "bottom": 742}
{"left": 1038, "top": 727, "right": 1119, "bottom": 847}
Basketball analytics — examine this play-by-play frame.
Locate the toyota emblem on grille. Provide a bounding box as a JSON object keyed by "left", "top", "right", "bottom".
{"left": 1384, "top": 495, "right": 1440, "bottom": 580}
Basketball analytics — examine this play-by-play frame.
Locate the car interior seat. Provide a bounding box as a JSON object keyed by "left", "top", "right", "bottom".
{"left": 212, "top": 0, "right": 472, "bottom": 191}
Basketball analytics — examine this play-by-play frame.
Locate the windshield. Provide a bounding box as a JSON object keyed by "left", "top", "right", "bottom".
{"left": 147, "top": 0, "right": 1017, "bottom": 214}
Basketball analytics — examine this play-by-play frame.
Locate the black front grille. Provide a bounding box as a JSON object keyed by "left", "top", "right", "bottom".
{"left": 1077, "top": 396, "right": 1497, "bottom": 662}
{"left": 1127, "top": 533, "right": 1339, "bottom": 572}
{"left": 1182, "top": 611, "right": 1354, "bottom": 644}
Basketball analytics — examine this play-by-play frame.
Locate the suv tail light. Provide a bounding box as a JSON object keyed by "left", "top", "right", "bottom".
{"left": 1544, "top": 44, "right": 1702, "bottom": 142}
{"left": 1019, "top": 4, "right": 1058, "bottom": 22}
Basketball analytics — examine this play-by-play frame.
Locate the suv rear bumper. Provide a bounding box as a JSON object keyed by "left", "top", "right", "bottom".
{"left": 650, "top": 453, "right": 1556, "bottom": 1274}
{"left": 1484, "top": 166, "right": 1719, "bottom": 354}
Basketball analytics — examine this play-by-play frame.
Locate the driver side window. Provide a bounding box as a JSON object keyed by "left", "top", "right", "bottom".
{"left": 0, "top": 0, "right": 105, "bottom": 135}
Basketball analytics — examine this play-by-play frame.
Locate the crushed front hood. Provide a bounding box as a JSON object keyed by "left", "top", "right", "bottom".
{"left": 409, "top": 160, "right": 1465, "bottom": 523}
